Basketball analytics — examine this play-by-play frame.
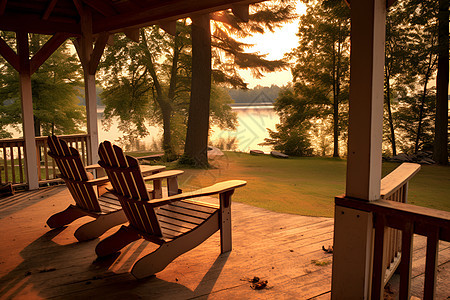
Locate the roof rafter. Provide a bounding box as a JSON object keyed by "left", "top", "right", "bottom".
{"left": 92, "top": 0, "right": 261, "bottom": 34}
{"left": 0, "top": 13, "right": 81, "bottom": 36}
{"left": 81, "top": 0, "right": 117, "bottom": 17}
{"left": 0, "top": 0, "right": 7, "bottom": 15}
{"left": 43, "top": 0, "right": 59, "bottom": 20}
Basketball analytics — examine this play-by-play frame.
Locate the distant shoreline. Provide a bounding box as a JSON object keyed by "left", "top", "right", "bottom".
{"left": 229, "top": 103, "right": 274, "bottom": 109}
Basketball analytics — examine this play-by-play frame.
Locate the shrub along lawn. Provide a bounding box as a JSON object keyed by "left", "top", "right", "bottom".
{"left": 137, "top": 151, "right": 450, "bottom": 218}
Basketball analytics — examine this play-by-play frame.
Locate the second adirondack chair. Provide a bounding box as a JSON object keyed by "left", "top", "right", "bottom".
{"left": 95, "top": 141, "right": 246, "bottom": 279}
{"left": 46, "top": 135, "right": 168, "bottom": 241}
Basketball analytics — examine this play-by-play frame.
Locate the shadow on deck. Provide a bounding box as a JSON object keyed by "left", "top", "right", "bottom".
{"left": 0, "top": 186, "right": 448, "bottom": 299}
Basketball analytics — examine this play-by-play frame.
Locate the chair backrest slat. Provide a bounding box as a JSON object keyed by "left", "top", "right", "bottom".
{"left": 99, "top": 141, "right": 162, "bottom": 236}
{"left": 47, "top": 135, "right": 101, "bottom": 212}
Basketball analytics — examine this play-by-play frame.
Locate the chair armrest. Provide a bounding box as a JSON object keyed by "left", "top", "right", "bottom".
{"left": 85, "top": 163, "right": 102, "bottom": 171}
{"left": 140, "top": 165, "right": 166, "bottom": 176}
{"left": 87, "top": 176, "right": 110, "bottom": 186}
{"left": 148, "top": 180, "right": 246, "bottom": 207}
{"left": 143, "top": 170, "right": 184, "bottom": 181}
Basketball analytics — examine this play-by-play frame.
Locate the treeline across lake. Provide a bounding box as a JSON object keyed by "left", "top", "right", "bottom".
{"left": 259, "top": 0, "right": 448, "bottom": 164}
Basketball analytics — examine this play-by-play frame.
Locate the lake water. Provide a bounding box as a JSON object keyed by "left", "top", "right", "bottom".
{"left": 98, "top": 106, "right": 279, "bottom": 153}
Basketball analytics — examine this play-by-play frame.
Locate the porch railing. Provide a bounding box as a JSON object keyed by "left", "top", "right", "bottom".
{"left": 336, "top": 163, "right": 449, "bottom": 300}
{"left": 379, "top": 163, "right": 421, "bottom": 284}
{"left": 0, "top": 134, "right": 89, "bottom": 186}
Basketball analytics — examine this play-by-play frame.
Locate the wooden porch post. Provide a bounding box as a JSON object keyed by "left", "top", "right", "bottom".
{"left": 80, "top": 9, "right": 98, "bottom": 165}
{"left": 331, "top": 0, "right": 386, "bottom": 298}
{"left": 74, "top": 8, "right": 108, "bottom": 165}
{"left": 17, "top": 32, "right": 39, "bottom": 190}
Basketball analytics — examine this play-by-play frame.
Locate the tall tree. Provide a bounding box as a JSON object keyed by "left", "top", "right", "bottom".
{"left": 0, "top": 32, "right": 84, "bottom": 137}
{"left": 182, "top": 0, "right": 297, "bottom": 165}
{"left": 100, "top": 26, "right": 188, "bottom": 159}
{"left": 183, "top": 15, "right": 212, "bottom": 167}
{"left": 100, "top": 25, "right": 237, "bottom": 158}
{"left": 383, "top": 3, "right": 414, "bottom": 156}
{"left": 434, "top": 0, "right": 449, "bottom": 164}
{"left": 289, "top": 0, "right": 350, "bottom": 157}
{"left": 387, "top": 0, "right": 440, "bottom": 154}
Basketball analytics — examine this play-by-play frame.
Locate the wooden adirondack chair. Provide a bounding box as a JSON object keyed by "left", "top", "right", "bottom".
{"left": 96, "top": 141, "right": 246, "bottom": 279}
{"left": 46, "top": 135, "right": 168, "bottom": 241}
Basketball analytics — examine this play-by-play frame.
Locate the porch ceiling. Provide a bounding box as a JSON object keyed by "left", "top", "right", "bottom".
{"left": 0, "top": 0, "right": 260, "bottom": 36}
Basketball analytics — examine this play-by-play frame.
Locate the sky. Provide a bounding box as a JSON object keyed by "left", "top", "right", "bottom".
{"left": 237, "top": 1, "right": 307, "bottom": 88}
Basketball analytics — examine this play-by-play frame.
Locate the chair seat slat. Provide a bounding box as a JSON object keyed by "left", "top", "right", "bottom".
{"left": 158, "top": 204, "right": 211, "bottom": 220}
{"left": 168, "top": 199, "right": 218, "bottom": 214}
{"left": 156, "top": 209, "right": 207, "bottom": 225}
{"left": 156, "top": 214, "right": 199, "bottom": 230}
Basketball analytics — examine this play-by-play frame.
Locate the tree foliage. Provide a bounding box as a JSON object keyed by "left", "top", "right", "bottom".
{"left": 0, "top": 32, "right": 84, "bottom": 138}
{"left": 261, "top": 87, "right": 313, "bottom": 156}
{"left": 278, "top": 0, "right": 350, "bottom": 157}
{"left": 383, "top": 0, "right": 440, "bottom": 155}
{"left": 99, "top": 24, "right": 237, "bottom": 159}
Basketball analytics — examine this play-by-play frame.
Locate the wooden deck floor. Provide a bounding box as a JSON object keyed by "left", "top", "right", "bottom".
{"left": 0, "top": 186, "right": 448, "bottom": 299}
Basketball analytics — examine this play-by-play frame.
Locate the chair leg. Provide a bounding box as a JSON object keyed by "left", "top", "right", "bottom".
{"left": 74, "top": 210, "right": 128, "bottom": 242}
{"left": 46, "top": 205, "right": 87, "bottom": 228}
{"left": 220, "top": 191, "right": 233, "bottom": 253}
{"left": 131, "top": 212, "right": 220, "bottom": 279}
{"left": 95, "top": 225, "right": 141, "bottom": 257}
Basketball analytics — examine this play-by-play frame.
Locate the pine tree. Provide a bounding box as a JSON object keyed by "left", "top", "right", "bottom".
{"left": 289, "top": 0, "right": 350, "bottom": 157}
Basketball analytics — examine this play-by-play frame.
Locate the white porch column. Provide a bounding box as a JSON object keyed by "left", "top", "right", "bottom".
{"left": 17, "top": 32, "right": 39, "bottom": 190}
{"left": 78, "top": 8, "right": 99, "bottom": 165}
{"left": 84, "top": 73, "right": 98, "bottom": 165}
{"left": 332, "top": 0, "right": 386, "bottom": 298}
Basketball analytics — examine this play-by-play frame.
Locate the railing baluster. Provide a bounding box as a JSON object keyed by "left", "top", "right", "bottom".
{"left": 81, "top": 138, "right": 86, "bottom": 165}
{"left": 399, "top": 222, "right": 414, "bottom": 300}
{"left": 44, "top": 141, "right": 49, "bottom": 180}
{"left": 0, "top": 134, "right": 88, "bottom": 185}
{"left": 36, "top": 142, "right": 42, "bottom": 181}
{"left": 423, "top": 226, "right": 439, "bottom": 300}
{"left": 372, "top": 215, "right": 387, "bottom": 300}
{"left": 18, "top": 143, "right": 23, "bottom": 183}
{"left": 3, "top": 144, "right": 8, "bottom": 183}
{"left": 10, "top": 145, "right": 15, "bottom": 183}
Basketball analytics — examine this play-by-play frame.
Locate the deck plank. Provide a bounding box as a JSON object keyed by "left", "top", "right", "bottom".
{"left": 0, "top": 186, "right": 448, "bottom": 299}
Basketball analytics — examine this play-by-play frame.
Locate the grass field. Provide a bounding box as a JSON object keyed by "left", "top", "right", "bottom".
{"left": 152, "top": 152, "right": 450, "bottom": 218}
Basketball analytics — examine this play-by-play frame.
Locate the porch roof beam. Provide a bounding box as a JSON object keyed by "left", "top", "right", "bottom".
{"left": 30, "top": 32, "right": 70, "bottom": 74}
{"left": 0, "top": 35, "right": 19, "bottom": 71}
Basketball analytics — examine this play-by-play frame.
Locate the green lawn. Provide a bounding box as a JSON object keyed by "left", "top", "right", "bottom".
{"left": 156, "top": 152, "right": 450, "bottom": 218}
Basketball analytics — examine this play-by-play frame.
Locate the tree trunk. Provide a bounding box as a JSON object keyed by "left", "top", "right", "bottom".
{"left": 385, "top": 69, "right": 397, "bottom": 156}
{"left": 183, "top": 14, "right": 211, "bottom": 167}
{"left": 333, "top": 24, "right": 342, "bottom": 158}
{"left": 141, "top": 29, "right": 176, "bottom": 159}
{"left": 385, "top": 19, "right": 397, "bottom": 156}
{"left": 415, "top": 68, "right": 432, "bottom": 153}
{"left": 433, "top": 0, "right": 449, "bottom": 165}
{"left": 34, "top": 116, "right": 41, "bottom": 137}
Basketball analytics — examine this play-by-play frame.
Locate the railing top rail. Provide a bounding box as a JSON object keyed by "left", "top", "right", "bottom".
{"left": 380, "top": 162, "right": 421, "bottom": 199}
{"left": 0, "top": 134, "right": 89, "bottom": 144}
{"left": 336, "top": 196, "right": 450, "bottom": 242}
